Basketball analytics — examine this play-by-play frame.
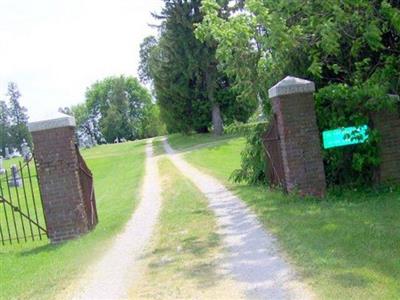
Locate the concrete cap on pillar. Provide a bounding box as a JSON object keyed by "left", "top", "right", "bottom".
{"left": 268, "top": 76, "right": 315, "bottom": 98}
{"left": 28, "top": 112, "right": 76, "bottom": 132}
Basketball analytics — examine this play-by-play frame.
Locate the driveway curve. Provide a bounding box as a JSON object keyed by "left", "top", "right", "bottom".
{"left": 163, "top": 138, "right": 314, "bottom": 300}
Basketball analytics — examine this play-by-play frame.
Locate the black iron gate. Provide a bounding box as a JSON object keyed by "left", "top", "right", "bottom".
{"left": 0, "top": 157, "right": 48, "bottom": 245}
{"left": 76, "top": 146, "right": 98, "bottom": 230}
{"left": 263, "top": 115, "right": 286, "bottom": 190}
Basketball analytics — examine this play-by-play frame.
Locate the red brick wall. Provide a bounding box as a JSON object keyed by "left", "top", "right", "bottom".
{"left": 32, "top": 126, "right": 89, "bottom": 243}
{"left": 272, "top": 92, "right": 327, "bottom": 197}
{"left": 373, "top": 108, "right": 400, "bottom": 183}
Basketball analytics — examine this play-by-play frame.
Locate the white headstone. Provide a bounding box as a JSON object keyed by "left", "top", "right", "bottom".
{"left": 0, "top": 156, "right": 4, "bottom": 175}
{"left": 5, "top": 147, "right": 10, "bottom": 159}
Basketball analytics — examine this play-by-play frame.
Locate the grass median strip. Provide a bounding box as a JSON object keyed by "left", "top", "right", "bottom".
{"left": 0, "top": 140, "right": 146, "bottom": 300}
{"left": 169, "top": 133, "right": 400, "bottom": 300}
{"left": 131, "top": 156, "right": 243, "bottom": 299}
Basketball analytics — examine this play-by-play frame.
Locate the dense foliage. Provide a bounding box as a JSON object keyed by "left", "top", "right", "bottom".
{"left": 69, "top": 76, "right": 165, "bottom": 144}
{"left": 229, "top": 122, "right": 268, "bottom": 184}
{"left": 198, "top": 0, "right": 400, "bottom": 185}
{"left": 0, "top": 82, "right": 31, "bottom": 154}
{"left": 139, "top": 0, "right": 257, "bottom": 135}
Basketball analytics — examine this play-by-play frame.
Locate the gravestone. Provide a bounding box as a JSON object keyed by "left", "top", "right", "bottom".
{"left": 21, "top": 139, "right": 32, "bottom": 162}
{"left": 5, "top": 147, "right": 10, "bottom": 160}
{"left": 267, "top": 76, "right": 326, "bottom": 197}
{"left": 0, "top": 156, "right": 5, "bottom": 174}
{"left": 9, "top": 165, "right": 22, "bottom": 187}
{"left": 10, "top": 148, "right": 21, "bottom": 158}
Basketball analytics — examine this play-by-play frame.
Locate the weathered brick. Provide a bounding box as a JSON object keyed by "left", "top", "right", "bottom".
{"left": 372, "top": 107, "right": 400, "bottom": 183}
{"left": 31, "top": 126, "right": 90, "bottom": 243}
{"left": 266, "top": 77, "right": 326, "bottom": 197}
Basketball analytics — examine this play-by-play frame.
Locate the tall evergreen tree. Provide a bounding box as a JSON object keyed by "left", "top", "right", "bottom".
{"left": 140, "top": 0, "right": 256, "bottom": 135}
{"left": 0, "top": 101, "right": 10, "bottom": 154}
{"left": 7, "top": 82, "right": 30, "bottom": 148}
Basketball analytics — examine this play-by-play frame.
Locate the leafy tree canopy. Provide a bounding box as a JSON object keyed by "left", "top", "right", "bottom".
{"left": 198, "top": 0, "right": 400, "bottom": 185}
{"left": 197, "top": 0, "right": 400, "bottom": 112}
{"left": 85, "top": 75, "right": 163, "bottom": 142}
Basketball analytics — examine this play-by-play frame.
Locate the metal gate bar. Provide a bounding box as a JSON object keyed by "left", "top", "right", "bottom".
{"left": 263, "top": 116, "right": 286, "bottom": 190}
{"left": 76, "top": 146, "right": 98, "bottom": 230}
{"left": 0, "top": 179, "right": 11, "bottom": 245}
{"left": 26, "top": 159, "right": 44, "bottom": 240}
{"left": 0, "top": 158, "right": 47, "bottom": 245}
{"left": 19, "top": 161, "right": 35, "bottom": 240}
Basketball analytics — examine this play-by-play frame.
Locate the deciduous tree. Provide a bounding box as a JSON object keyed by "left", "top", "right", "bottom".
{"left": 198, "top": 0, "right": 400, "bottom": 185}
{"left": 85, "top": 76, "right": 163, "bottom": 142}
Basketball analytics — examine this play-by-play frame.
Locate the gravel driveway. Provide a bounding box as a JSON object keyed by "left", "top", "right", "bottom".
{"left": 163, "top": 138, "right": 315, "bottom": 300}
{"left": 69, "top": 139, "right": 162, "bottom": 300}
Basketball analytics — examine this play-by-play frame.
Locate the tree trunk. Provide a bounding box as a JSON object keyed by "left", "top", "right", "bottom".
{"left": 212, "top": 103, "right": 223, "bottom": 136}
{"left": 206, "top": 66, "right": 223, "bottom": 136}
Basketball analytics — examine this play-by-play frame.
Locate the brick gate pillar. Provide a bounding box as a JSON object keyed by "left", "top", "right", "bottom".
{"left": 372, "top": 97, "right": 400, "bottom": 184}
{"left": 269, "top": 76, "right": 326, "bottom": 197}
{"left": 28, "top": 113, "right": 89, "bottom": 243}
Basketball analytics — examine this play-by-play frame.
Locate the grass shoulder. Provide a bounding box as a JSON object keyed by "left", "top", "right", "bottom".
{"left": 168, "top": 132, "right": 236, "bottom": 152}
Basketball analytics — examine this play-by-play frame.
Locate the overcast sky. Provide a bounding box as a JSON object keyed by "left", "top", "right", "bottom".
{"left": 0, "top": 0, "right": 162, "bottom": 121}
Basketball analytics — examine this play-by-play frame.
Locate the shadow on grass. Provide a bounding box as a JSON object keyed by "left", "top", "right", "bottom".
{"left": 182, "top": 233, "right": 219, "bottom": 256}
{"left": 174, "top": 139, "right": 234, "bottom": 155}
{"left": 152, "top": 139, "right": 166, "bottom": 157}
{"left": 151, "top": 136, "right": 235, "bottom": 158}
{"left": 333, "top": 272, "right": 371, "bottom": 288}
{"left": 18, "top": 242, "right": 61, "bottom": 256}
{"left": 147, "top": 231, "right": 224, "bottom": 289}
{"left": 180, "top": 233, "right": 225, "bottom": 288}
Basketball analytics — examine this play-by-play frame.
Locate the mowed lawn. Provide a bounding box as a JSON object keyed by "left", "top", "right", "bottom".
{"left": 169, "top": 134, "right": 400, "bottom": 300}
{"left": 0, "top": 140, "right": 146, "bottom": 300}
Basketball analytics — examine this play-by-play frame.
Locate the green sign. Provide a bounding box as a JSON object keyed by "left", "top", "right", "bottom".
{"left": 323, "top": 125, "right": 369, "bottom": 149}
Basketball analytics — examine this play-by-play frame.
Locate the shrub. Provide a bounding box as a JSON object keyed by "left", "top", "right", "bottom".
{"left": 225, "top": 121, "right": 267, "bottom": 136}
{"left": 315, "top": 84, "right": 394, "bottom": 186}
{"left": 230, "top": 122, "right": 268, "bottom": 184}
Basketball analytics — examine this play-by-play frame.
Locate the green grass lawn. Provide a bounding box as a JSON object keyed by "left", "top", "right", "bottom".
{"left": 131, "top": 156, "right": 241, "bottom": 299}
{"left": 169, "top": 134, "right": 400, "bottom": 300}
{"left": 0, "top": 140, "right": 147, "bottom": 300}
{"left": 167, "top": 133, "right": 235, "bottom": 152}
